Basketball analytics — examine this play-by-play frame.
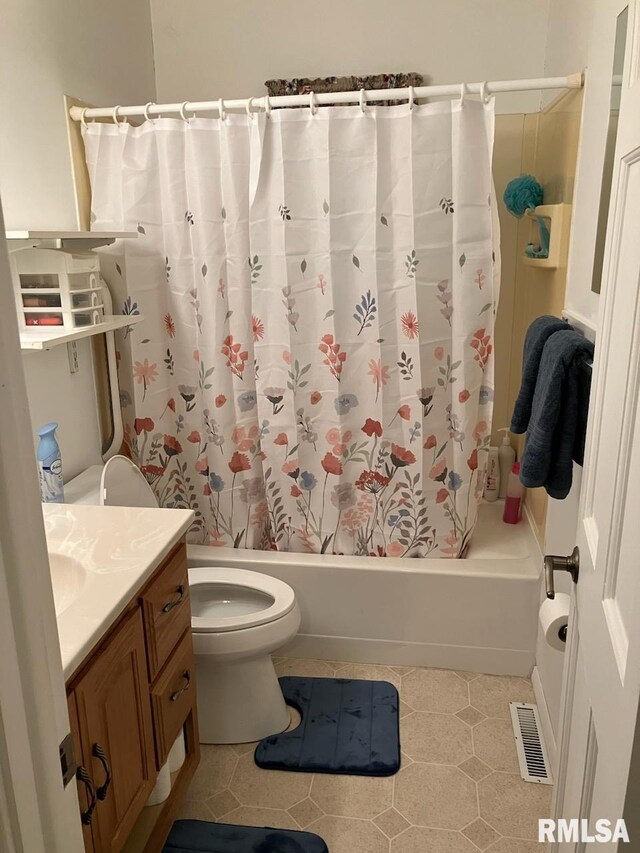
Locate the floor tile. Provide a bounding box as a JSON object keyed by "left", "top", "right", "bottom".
{"left": 394, "top": 762, "right": 478, "bottom": 829}
{"left": 288, "top": 797, "right": 324, "bottom": 829}
{"left": 307, "top": 815, "right": 389, "bottom": 853}
{"left": 187, "top": 745, "right": 238, "bottom": 801}
{"left": 374, "top": 807, "right": 411, "bottom": 839}
{"left": 391, "top": 825, "right": 480, "bottom": 852}
{"left": 455, "top": 670, "right": 482, "bottom": 682}
{"left": 204, "top": 789, "right": 240, "bottom": 819}
{"left": 462, "top": 817, "right": 500, "bottom": 850}
{"left": 275, "top": 658, "right": 335, "bottom": 678}
{"left": 458, "top": 755, "right": 492, "bottom": 782}
{"left": 229, "top": 752, "right": 311, "bottom": 809}
{"left": 222, "top": 805, "right": 300, "bottom": 830}
{"left": 390, "top": 666, "right": 415, "bottom": 676}
{"left": 478, "top": 771, "right": 552, "bottom": 838}
{"left": 176, "top": 799, "right": 214, "bottom": 821}
{"left": 399, "top": 700, "right": 414, "bottom": 719}
{"left": 311, "top": 772, "right": 393, "bottom": 819}
{"left": 401, "top": 668, "right": 469, "bottom": 714}
{"left": 486, "top": 838, "right": 543, "bottom": 853}
{"left": 456, "top": 705, "right": 485, "bottom": 727}
{"left": 469, "top": 675, "right": 535, "bottom": 719}
{"left": 401, "top": 711, "right": 473, "bottom": 765}
{"left": 473, "top": 717, "right": 520, "bottom": 773}
{"left": 333, "top": 662, "right": 401, "bottom": 688}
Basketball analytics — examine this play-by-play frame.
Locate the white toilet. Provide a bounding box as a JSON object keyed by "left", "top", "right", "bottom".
{"left": 67, "top": 455, "right": 300, "bottom": 744}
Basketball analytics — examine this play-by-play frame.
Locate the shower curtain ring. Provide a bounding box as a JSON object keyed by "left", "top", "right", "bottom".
{"left": 359, "top": 88, "right": 367, "bottom": 113}
{"left": 246, "top": 97, "right": 255, "bottom": 117}
{"left": 218, "top": 99, "right": 226, "bottom": 121}
{"left": 480, "top": 82, "right": 490, "bottom": 103}
{"left": 264, "top": 96, "right": 271, "bottom": 118}
{"left": 112, "top": 105, "right": 125, "bottom": 125}
{"left": 179, "top": 101, "right": 193, "bottom": 121}
{"left": 143, "top": 102, "right": 156, "bottom": 122}
{"left": 80, "top": 108, "right": 89, "bottom": 129}
{"left": 460, "top": 82, "right": 468, "bottom": 106}
{"left": 309, "top": 91, "right": 317, "bottom": 115}
{"left": 408, "top": 86, "right": 415, "bottom": 110}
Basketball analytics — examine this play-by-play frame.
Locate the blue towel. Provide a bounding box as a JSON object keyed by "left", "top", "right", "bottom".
{"left": 517, "top": 329, "right": 594, "bottom": 499}
{"left": 511, "top": 315, "right": 571, "bottom": 433}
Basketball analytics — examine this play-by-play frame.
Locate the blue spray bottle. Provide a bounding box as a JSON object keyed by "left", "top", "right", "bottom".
{"left": 37, "top": 422, "right": 64, "bottom": 503}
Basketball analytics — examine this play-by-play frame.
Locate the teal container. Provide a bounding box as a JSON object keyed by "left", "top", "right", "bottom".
{"left": 37, "top": 422, "right": 64, "bottom": 503}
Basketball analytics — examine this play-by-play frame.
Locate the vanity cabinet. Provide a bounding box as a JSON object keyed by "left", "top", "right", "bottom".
{"left": 67, "top": 539, "right": 199, "bottom": 853}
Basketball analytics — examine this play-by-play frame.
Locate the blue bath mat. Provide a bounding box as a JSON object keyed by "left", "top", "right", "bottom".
{"left": 255, "top": 676, "right": 400, "bottom": 776}
{"left": 163, "top": 819, "right": 328, "bottom": 852}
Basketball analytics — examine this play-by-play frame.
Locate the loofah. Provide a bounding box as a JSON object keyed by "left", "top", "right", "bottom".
{"left": 503, "top": 174, "right": 543, "bottom": 218}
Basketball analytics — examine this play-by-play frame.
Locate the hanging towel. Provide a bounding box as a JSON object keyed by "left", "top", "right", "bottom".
{"left": 516, "top": 330, "right": 594, "bottom": 499}
{"left": 511, "top": 315, "right": 572, "bottom": 433}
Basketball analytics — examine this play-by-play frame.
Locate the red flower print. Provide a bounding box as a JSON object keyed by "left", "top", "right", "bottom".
{"left": 141, "top": 463, "right": 164, "bottom": 478}
{"left": 310, "top": 391, "right": 322, "bottom": 405}
{"left": 436, "top": 488, "right": 449, "bottom": 503}
{"left": 203, "top": 483, "right": 212, "bottom": 496}
{"left": 252, "top": 315, "right": 265, "bottom": 341}
{"left": 221, "top": 335, "right": 249, "bottom": 379}
{"left": 164, "top": 313, "right": 176, "bottom": 338}
{"left": 355, "top": 470, "right": 390, "bottom": 493}
{"left": 362, "top": 418, "right": 383, "bottom": 438}
{"left": 163, "top": 435, "right": 182, "bottom": 457}
{"left": 282, "top": 350, "right": 291, "bottom": 365}
{"left": 398, "top": 404, "right": 411, "bottom": 420}
{"left": 470, "top": 328, "right": 493, "bottom": 369}
{"left": 319, "top": 333, "right": 347, "bottom": 381}
{"left": 401, "top": 310, "right": 419, "bottom": 340}
{"left": 467, "top": 449, "right": 478, "bottom": 471}
{"left": 167, "top": 398, "right": 176, "bottom": 412}
{"left": 187, "top": 430, "right": 201, "bottom": 443}
{"left": 473, "top": 420, "right": 488, "bottom": 441}
{"left": 229, "top": 451, "right": 251, "bottom": 473}
{"left": 424, "top": 434, "right": 437, "bottom": 450}
{"left": 195, "top": 458, "right": 209, "bottom": 473}
{"left": 282, "top": 459, "right": 300, "bottom": 476}
{"left": 390, "top": 444, "right": 416, "bottom": 468}
{"left": 429, "top": 458, "right": 447, "bottom": 481}
{"left": 291, "top": 485, "right": 302, "bottom": 498}
{"left": 133, "top": 359, "right": 158, "bottom": 401}
{"left": 274, "top": 432, "right": 288, "bottom": 446}
{"left": 434, "top": 346, "right": 445, "bottom": 360}
{"left": 321, "top": 453, "right": 343, "bottom": 476}
{"left": 215, "top": 394, "right": 226, "bottom": 408}
{"left": 134, "top": 417, "right": 154, "bottom": 435}
{"left": 459, "top": 389, "right": 470, "bottom": 403}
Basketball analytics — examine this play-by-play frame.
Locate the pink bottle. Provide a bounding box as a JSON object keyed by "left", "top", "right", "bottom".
{"left": 503, "top": 462, "right": 525, "bottom": 524}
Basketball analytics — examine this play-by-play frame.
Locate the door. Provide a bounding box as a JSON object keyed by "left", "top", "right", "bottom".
{"left": 553, "top": 2, "right": 640, "bottom": 847}
{"left": 72, "top": 608, "right": 155, "bottom": 853}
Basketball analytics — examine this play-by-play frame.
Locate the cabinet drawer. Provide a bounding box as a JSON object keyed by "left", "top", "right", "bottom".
{"left": 150, "top": 629, "right": 195, "bottom": 769}
{"left": 140, "top": 541, "right": 190, "bottom": 680}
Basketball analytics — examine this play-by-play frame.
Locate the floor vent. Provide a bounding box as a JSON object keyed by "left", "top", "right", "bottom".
{"left": 509, "top": 702, "right": 553, "bottom": 785}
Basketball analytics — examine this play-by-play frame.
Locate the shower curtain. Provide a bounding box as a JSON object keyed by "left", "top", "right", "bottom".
{"left": 84, "top": 98, "right": 498, "bottom": 557}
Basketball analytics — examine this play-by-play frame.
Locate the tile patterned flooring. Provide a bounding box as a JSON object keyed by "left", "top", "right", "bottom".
{"left": 179, "top": 658, "right": 551, "bottom": 852}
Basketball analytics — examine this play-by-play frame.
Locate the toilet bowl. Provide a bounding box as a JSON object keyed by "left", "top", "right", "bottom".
{"left": 67, "top": 455, "right": 300, "bottom": 744}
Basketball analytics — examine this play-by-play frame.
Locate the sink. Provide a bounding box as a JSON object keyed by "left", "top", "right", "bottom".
{"left": 48, "top": 552, "right": 87, "bottom": 616}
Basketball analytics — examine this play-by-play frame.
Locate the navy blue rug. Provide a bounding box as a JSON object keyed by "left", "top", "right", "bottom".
{"left": 163, "top": 819, "right": 328, "bottom": 853}
{"left": 255, "top": 676, "right": 400, "bottom": 776}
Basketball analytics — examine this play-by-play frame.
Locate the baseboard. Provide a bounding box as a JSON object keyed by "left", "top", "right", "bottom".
{"left": 281, "top": 632, "right": 535, "bottom": 676}
{"left": 531, "top": 664, "right": 557, "bottom": 776}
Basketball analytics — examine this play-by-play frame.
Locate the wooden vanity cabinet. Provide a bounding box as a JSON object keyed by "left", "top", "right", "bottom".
{"left": 67, "top": 539, "right": 200, "bottom": 853}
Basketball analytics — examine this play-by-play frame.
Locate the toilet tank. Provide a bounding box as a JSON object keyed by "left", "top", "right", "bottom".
{"left": 64, "top": 465, "right": 104, "bottom": 505}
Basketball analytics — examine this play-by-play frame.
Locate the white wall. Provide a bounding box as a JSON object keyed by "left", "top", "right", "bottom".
{"left": 1, "top": 0, "right": 156, "bottom": 479}
{"left": 150, "top": 0, "right": 551, "bottom": 114}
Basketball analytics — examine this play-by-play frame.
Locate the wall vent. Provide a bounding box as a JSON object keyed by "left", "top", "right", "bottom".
{"left": 509, "top": 702, "right": 553, "bottom": 785}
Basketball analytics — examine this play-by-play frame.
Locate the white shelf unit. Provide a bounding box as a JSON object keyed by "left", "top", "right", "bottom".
{"left": 18, "top": 314, "right": 144, "bottom": 351}
{"left": 5, "top": 230, "right": 137, "bottom": 252}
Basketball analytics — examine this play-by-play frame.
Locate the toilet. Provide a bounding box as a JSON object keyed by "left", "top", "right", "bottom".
{"left": 67, "top": 455, "right": 300, "bottom": 744}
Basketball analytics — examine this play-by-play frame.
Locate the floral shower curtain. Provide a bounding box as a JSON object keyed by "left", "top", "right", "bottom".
{"left": 84, "top": 98, "right": 498, "bottom": 557}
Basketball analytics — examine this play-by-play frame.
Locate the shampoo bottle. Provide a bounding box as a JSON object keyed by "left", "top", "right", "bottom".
{"left": 484, "top": 446, "right": 500, "bottom": 502}
{"left": 37, "top": 422, "right": 64, "bottom": 503}
{"left": 503, "top": 462, "right": 525, "bottom": 524}
{"left": 497, "top": 428, "right": 516, "bottom": 499}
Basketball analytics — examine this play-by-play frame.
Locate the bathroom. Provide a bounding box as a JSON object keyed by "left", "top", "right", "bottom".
{"left": 1, "top": 0, "right": 640, "bottom": 851}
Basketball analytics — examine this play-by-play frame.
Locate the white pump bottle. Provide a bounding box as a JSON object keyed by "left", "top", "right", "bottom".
{"left": 497, "top": 428, "right": 516, "bottom": 499}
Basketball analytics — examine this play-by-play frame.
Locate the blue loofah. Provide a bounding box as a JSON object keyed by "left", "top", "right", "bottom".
{"left": 503, "top": 174, "right": 543, "bottom": 218}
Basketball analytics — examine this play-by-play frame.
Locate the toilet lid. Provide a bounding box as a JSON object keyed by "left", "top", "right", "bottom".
{"left": 188, "top": 567, "right": 296, "bottom": 632}
{"left": 101, "top": 455, "right": 159, "bottom": 508}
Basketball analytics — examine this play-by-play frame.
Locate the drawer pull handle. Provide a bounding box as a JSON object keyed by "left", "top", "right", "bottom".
{"left": 76, "top": 766, "right": 97, "bottom": 825}
{"left": 170, "top": 669, "right": 191, "bottom": 702}
{"left": 162, "top": 584, "right": 185, "bottom": 613}
{"left": 92, "top": 743, "right": 112, "bottom": 801}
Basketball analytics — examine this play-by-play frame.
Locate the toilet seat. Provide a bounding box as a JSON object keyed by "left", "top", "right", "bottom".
{"left": 101, "top": 455, "right": 158, "bottom": 508}
{"left": 189, "top": 567, "right": 296, "bottom": 633}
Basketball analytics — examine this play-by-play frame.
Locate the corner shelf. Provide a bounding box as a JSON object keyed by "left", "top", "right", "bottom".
{"left": 6, "top": 230, "right": 137, "bottom": 253}
{"left": 522, "top": 204, "right": 571, "bottom": 270}
{"left": 19, "top": 314, "right": 144, "bottom": 351}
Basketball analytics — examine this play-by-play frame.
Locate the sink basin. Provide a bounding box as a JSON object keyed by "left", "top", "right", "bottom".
{"left": 48, "top": 552, "right": 87, "bottom": 616}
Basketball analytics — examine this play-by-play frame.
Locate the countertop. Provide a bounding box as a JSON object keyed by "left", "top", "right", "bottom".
{"left": 43, "top": 503, "right": 194, "bottom": 680}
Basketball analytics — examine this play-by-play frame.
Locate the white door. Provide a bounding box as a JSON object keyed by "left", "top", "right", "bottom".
{"left": 553, "top": 2, "right": 640, "bottom": 848}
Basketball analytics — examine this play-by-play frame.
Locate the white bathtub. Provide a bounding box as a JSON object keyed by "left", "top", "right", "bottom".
{"left": 188, "top": 501, "right": 542, "bottom": 677}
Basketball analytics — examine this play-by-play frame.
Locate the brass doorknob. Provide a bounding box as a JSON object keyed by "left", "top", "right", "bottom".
{"left": 544, "top": 546, "right": 580, "bottom": 599}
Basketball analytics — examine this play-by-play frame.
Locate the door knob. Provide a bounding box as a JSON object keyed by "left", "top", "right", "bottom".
{"left": 544, "top": 546, "right": 580, "bottom": 599}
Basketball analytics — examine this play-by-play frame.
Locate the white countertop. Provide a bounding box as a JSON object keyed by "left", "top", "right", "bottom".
{"left": 43, "top": 503, "right": 194, "bottom": 680}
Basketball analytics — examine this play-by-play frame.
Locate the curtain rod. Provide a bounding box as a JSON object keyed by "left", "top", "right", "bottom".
{"left": 69, "top": 73, "right": 584, "bottom": 122}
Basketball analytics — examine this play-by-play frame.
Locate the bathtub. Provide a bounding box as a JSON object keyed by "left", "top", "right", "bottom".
{"left": 188, "top": 501, "right": 542, "bottom": 677}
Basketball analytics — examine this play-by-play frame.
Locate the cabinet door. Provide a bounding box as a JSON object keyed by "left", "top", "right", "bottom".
{"left": 67, "top": 691, "right": 96, "bottom": 852}
{"left": 73, "top": 608, "right": 155, "bottom": 853}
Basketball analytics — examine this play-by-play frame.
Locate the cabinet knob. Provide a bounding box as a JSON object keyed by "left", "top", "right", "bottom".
{"left": 92, "top": 743, "right": 112, "bottom": 801}
{"left": 170, "top": 669, "right": 191, "bottom": 702}
{"left": 162, "top": 584, "right": 185, "bottom": 613}
{"left": 76, "top": 766, "right": 97, "bottom": 825}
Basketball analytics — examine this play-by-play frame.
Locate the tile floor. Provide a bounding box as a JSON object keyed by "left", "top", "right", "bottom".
{"left": 179, "top": 658, "right": 551, "bottom": 852}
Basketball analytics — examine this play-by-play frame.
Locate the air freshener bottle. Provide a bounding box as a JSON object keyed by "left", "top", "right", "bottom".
{"left": 37, "top": 422, "right": 64, "bottom": 503}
